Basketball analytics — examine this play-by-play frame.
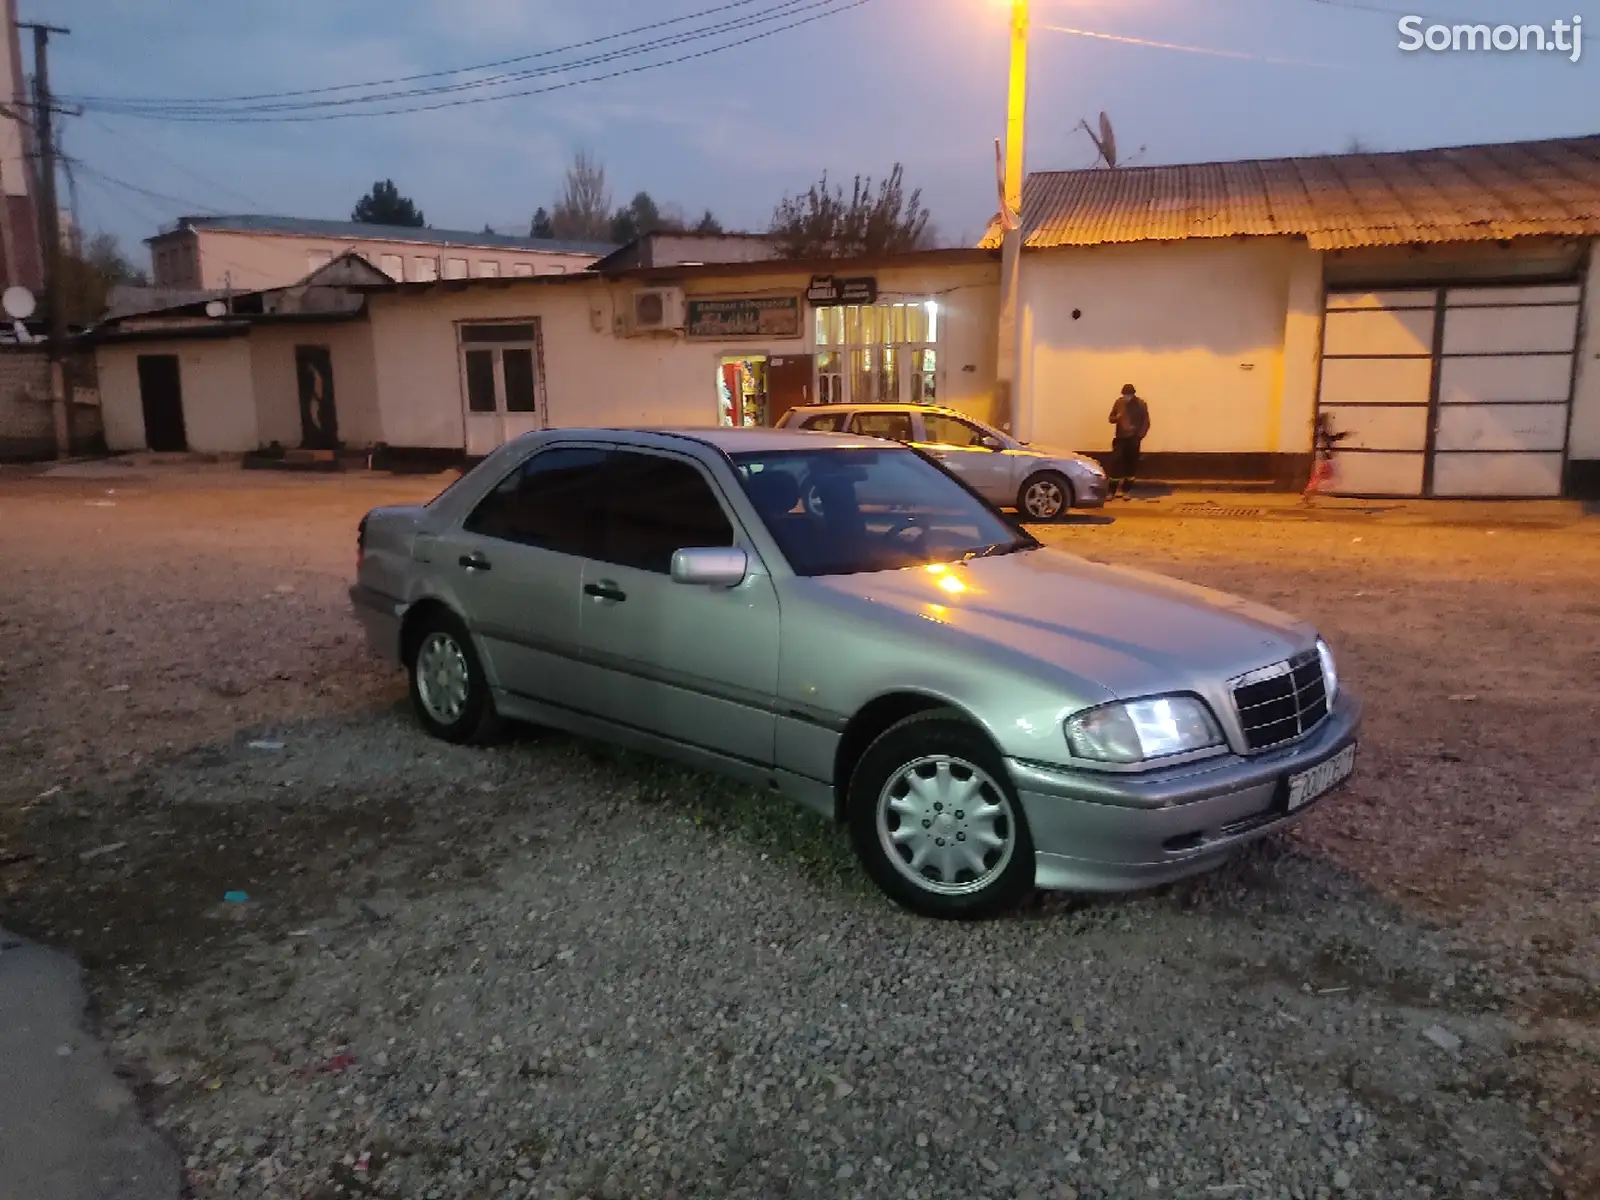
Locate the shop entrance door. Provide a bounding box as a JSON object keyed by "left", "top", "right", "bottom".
{"left": 767, "top": 354, "right": 813, "bottom": 426}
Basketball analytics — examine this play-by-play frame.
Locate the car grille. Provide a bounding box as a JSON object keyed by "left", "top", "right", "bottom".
{"left": 1231, "top": 650, "right": 1329, "bottom": 752}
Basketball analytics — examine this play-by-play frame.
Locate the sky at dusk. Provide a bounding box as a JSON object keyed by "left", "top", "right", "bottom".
{"left": 31, "top": 0, "right": 1600, "bottom": 265}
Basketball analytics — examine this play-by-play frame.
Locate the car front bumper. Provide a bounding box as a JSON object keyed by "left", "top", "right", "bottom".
{"left": 1073, "top": 471, "right": 1108, "bottom": 508}
{"left": 1008, "top": 690, "right": 1361, "bottom": 892}
{"left": 349, "top": 583, "right": 405, "bottom": 665}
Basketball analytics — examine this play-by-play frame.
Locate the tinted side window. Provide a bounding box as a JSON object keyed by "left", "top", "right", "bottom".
{"left": 601, "top": 452, "right": 734, "bottom": 573}
{"left": 800, "top": 412, "right": 845, "bottom": 432}
{"left": 848, "top": 411, "right": 913, "bottom": 441}
{"left": 463, "top": 446, "right": 608, "bottom": 556}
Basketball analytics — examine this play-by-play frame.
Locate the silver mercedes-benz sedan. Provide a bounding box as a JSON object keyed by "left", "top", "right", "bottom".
{"left": 350, "top": 427, "right": 1360, "bottom": 919}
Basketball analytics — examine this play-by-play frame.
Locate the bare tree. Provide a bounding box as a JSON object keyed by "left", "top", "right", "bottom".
{"left": 1344, "top": 137, "right": 1374, "bottom": 154}
{"left": 550, "top": 150, "right": 613, "bottom": 242}
{"left": 768, "top": 164, "right": 934, "bottom": 259}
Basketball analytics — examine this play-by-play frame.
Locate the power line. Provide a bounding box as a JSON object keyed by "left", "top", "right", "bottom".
{"left": 77, "top": 114, "right": 263, "bottom": 209}
{"left": 80, "top": 0, "right": 834, "bottom": 118}
{"left": 62, "top": 0, "right": 782, "bottom": 106}
{"left": 64, "top": 155, "right": 226, "bottom": 214}
{"left": 65, "top": 0, "right": 868, "bottom": 122}
{"left": 1301, "top": 0, "right": 1485, "bottom": 21}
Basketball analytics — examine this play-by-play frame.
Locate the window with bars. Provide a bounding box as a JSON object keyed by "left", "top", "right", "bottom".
{"left": 813, "top": 300, "right": 941, "bottom": 405}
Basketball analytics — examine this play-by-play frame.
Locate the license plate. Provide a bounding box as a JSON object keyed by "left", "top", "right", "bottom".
{"left": 1286, "top": 743, "right": 1357, "bottom": 812}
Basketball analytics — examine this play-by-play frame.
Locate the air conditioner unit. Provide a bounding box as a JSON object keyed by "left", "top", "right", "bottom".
{"left": 628, "top": 287, "right": 685, "bottom": 335}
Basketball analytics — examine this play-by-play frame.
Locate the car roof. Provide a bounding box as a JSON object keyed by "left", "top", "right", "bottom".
{"left": 786, "top": 403, "right": 967, "bottom": 416}
{"left": 519, "top": 426, "right": 895, "bottom": 454}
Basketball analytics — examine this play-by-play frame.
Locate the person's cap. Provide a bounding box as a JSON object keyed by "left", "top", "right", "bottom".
{"left": 1121, "top": 383, "right": 1136, "bottom": 395}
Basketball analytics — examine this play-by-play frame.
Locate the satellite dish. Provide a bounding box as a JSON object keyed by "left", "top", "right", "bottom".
{"left": 204, "top": 299, "right": 227, "bottom": 318}
{"left": 1098, "top": 112, "right": 1118, "bottom": 169}
{"left": 2, "top": 286, "right": 36, "bottom": 320}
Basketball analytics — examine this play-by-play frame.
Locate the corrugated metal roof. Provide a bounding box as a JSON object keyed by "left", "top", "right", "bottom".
{"left": 149, "top": 214, "right": 616, "bottom": 257}
{"left": 980, "top": 135, "right": 1600, "bottom": 251}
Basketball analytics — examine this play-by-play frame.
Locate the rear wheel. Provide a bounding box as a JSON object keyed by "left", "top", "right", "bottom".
{"left": 848, "top": 711, "right": 1035, "bottom": 919}
{"left": 1018, "top": 471, "right": 1072, "bottom": 522}
{"left": 406, "top": 610, "right": 502, "bottom": 744}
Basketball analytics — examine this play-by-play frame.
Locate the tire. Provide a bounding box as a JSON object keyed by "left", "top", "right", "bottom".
{"left": 405, "top": 609, "right": 502, "bottom": 744}
{"left": 1017, "top": 471, "right": 1073, "bottom": 522}
{"left": 847, "top": 711, "right": 1035, "bottom": 919}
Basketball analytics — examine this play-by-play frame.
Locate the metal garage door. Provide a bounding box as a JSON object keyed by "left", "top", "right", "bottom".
{"left": 1316, "top": 283, "right": 1581, "bottom": 497}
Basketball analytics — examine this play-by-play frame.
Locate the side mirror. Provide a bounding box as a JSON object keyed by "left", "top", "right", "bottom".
{"left": 980, "top": 436, "right": 1004, "bottom": 451}
{"left": 670, "top": 546, "right": 748, "bottom": 587}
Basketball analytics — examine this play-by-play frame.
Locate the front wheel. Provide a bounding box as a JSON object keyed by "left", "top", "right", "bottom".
{"left": 848, "top": 712, "right": 1035, "bottom": 919}
{"left": 1018, "top": 471, "right": 1072, "bottom": 522}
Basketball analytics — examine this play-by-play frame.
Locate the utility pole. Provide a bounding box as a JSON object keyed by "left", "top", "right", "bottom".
{"left": 993, "top": 0, "right": 1028, "bottom": 439}
{"left": 22, "top": 21, "right": 71, "bottom": 459}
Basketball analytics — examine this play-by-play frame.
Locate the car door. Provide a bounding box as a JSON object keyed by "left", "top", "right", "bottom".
{"left": 431, "top": 444, "right": 609, "bottom": 710}
{"left": 579, "top": 448, "right": 782, "bottom": 767}
{"left": 915, "top": 411, "right": 1015, "bottom": 504}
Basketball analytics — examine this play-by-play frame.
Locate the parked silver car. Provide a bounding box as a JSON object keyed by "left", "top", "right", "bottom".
{"left": 351, "top": 428, "right": 1359, "bottom": 918}
{"left": 776, "top": 403, "right": 1107, "bottom": 520}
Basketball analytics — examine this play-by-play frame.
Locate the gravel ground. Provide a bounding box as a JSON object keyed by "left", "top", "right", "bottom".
{"left": 0, "top": 464, "right": 1596, "bottom": 1200}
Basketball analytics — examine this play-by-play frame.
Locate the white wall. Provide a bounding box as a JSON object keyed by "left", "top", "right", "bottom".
{"left": 96, "top": 337, "right": 258, "bottom": 453}
{"left": 248, "top": 322, "right": 381, "bottom": 449}
{"left": 365, "top": 261, "right": 1000, "bottom": 448}
{"left": 1018, "top": 238, "right": 1321, "bottom": 455}
{"left": 1567, "top": 241, "right": 1600, "bottom": 463}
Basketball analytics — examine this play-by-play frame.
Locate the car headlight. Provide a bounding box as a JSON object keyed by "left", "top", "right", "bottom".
{"left": 1077, "top": 458, "right": 1107, "bottom": 478}
{"left": 1317, "top": 638, "right": 1338, "bottom": 703}
{"left": 1064, "top": 695, "right": 1224, "bottom": 764}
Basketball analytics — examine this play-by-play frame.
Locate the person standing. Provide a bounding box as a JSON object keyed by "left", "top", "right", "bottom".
{"left": 1107, "top": 384, "right": 1151, "bottom": 499}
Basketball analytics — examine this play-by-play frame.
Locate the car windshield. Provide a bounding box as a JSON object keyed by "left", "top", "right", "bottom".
{"left": 730, "top": 447, "right": 1036, "bottom": 577}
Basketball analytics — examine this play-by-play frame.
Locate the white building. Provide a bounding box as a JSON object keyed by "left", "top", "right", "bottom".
{"left": 145, "top": 214, "right": 614, "bottom": 292}
{"left": 988, "top": 133, "right": 1600, "bottom": 498}
{"left": 90, "top": 248, "right": 999, "bottom": 462}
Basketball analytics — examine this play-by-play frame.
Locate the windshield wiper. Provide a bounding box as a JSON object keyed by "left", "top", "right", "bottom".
{"left": 965, "top": 540, "right": 1033, "bottom": 560}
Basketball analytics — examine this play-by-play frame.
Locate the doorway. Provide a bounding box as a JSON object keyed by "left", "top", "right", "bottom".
{"left": 458, "top": 321, "right": 544, "bottom": 456}
{"left": 717, "top": 356, "right": 769, "bottom": 426}
{"left": 294, "top": 345, "right": 340, "bottom": 449}
{"left": 766, "top": 354, "right": 813, "bottom": 426}
{"left": 136, "top": 354, "right": 188, "bottom": 452}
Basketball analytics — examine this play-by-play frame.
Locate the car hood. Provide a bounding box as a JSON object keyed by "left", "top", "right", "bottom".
{"left": 1014, "top": 442, "right": 1101, "bottom": 469}
{"left": 803, "top": 547, "right": 1312, "bottom": 698}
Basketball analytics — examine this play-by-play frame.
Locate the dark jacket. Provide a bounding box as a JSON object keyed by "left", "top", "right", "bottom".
{"left": 1109, "top": 393, "right": 1150, "bottom": 441}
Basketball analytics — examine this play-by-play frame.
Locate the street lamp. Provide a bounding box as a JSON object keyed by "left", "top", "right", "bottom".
{"left": 994, "top": 0, "right": 1029, "bottom": 439}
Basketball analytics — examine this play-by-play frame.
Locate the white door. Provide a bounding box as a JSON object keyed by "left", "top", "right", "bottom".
{"left": 1316, "top": 284, "right": 1580, "bottom": 498}
{"left": 1431, "top": 284, "right": 1580, "bottom": 497}
{"left": 459, "top": 322, "right": 543, "bottom": 457}
{"left": 1317, "top": 290, "right": 1437, "bottom": 497}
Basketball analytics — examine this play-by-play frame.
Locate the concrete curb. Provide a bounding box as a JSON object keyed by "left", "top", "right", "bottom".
{"left": 0, "top": 929, "right": 180, "bottom": 1200}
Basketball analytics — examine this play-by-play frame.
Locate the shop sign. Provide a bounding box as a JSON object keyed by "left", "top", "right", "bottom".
{"left": 685, "top": 295, "right": 802, "bottom": 340}
{"left": 806, "top": 275, "right": 878, "bottom": 306}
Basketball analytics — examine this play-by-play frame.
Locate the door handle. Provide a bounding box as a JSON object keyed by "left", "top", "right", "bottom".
{"left": 459, "top": 552, "right": 492, "bottom": 572}
{"left": 584, "top": 581, "right": 627, "bottom": 603}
